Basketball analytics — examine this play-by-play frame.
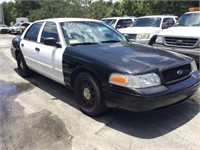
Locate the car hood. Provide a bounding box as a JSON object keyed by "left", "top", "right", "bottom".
{"left": 118, "top": 27, "right": 161, "bottom": 34}
{"left": 67, "top": 43, "right": 191, "bottom": 74}
{"left": 9, "top": 26, "right": 18, "bottom": 30}
{"left": 158, "top": 26, "right": 200, "bottom": 37}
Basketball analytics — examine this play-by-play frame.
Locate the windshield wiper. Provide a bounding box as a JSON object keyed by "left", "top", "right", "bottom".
{"left": 71, "top": 42, "right": 98, "bottom": 46}
{"left": 100, "top": 40, "right": 121, "bottom": 43}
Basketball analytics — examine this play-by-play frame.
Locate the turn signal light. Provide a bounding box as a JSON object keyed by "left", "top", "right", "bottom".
{"left": 109, "top": 74, "right": 127, "bottom": 85}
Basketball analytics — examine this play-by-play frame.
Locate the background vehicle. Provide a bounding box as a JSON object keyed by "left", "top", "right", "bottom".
{"left": 0, "top": 24, "right": 9, "bottom": 34}
{"left": 154, "top": 11, "right": 200, "bottom": 64}
{"left": 9, "top": 22, "right": 30, "bottom": 35}
{"left": 16, "top": 22, "right": 31, "bottom": 35}
{"left": 101, "top": 16, "right": 137, "bottom": 29}
{"left": 16, "top": 17, "right": 29, "bottom": 23}
{"left": 118, "top": 15, "right": 177, "bottom": 45}
{"left": 11, "top": 18, "right": 200, "bottom": 116}
{"left": 9, "top": 22, "right": 21, "bottom": 34}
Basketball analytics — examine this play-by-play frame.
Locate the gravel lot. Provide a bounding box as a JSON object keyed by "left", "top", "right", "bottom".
{"left": 0, "top": 34, "right": 200, "bottom": 150}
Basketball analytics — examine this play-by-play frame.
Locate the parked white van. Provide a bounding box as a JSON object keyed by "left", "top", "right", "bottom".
{"left": 16, "top": 17, "right": 29, "bottom": 23}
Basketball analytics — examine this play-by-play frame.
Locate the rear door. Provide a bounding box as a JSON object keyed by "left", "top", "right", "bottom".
{"left": 20, "top": 22, "right": 44, "bottom": 71}
{"left": 35, "top": 21, "right": 65, "bottom": 84}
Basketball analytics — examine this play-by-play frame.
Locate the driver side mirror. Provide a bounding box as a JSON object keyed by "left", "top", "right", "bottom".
{"left": 43, "top": 37, "right": 62, "bottom": 48}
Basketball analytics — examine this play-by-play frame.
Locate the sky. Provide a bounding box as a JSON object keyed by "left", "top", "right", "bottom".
{"left": 0, "top": 0, "right": 12, "bottom": 4}
{"left": 0, "top": 0, "right": 9, "bottom": 3}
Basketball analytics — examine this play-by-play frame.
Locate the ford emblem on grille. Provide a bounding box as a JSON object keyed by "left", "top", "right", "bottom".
{"left": 177, "top": 69, "right": 184, "bottom": 75}
{"left": 176, "top": 40, "right": 183, "bottom": 45}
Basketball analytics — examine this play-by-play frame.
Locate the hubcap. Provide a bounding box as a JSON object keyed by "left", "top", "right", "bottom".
{"left": 83, "top": 88, "right": 91, "bottom": 100}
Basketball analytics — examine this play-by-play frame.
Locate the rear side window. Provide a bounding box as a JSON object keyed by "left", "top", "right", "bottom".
{"left": 41, "top": 22, "right": 60, "bottom": 43}
{"left": 24, "top": 22, "right": 43, "bottom": 41}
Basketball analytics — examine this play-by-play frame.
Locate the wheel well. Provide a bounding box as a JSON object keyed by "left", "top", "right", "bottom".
{"left": 71, "top": 68, "right": 101, "bottom": 89}
{"left": 149, "top": 35, "right": 157, "bottom": 45}
{"left": 15, "top": 50, "right": 20, "bottom": 59}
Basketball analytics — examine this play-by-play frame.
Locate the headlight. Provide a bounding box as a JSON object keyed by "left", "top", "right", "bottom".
{"left": 191, "top": 61, "right": 198, "bottom": 73}
{"left": 136, "top": 33, "right": 150, "bottom": 40}
{"left": 109, "top": 73, "right": 161, "bottom": 89}
{"left": 155, "top": 36, "right": 164, "bottom": 44}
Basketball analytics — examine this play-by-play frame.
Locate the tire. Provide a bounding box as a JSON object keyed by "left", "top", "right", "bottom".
{"left": 74, "top": 72, "right": 107, "bottom": 116}
{"left": 17, "top": 53, "right": 31, "bottom": 78}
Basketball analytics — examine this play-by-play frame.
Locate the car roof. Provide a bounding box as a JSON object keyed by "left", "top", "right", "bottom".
{"left": 185, "top": 11, "right": 200, "bottom": 14}
{"left": 34, "top": 18, "right": 102, "bottom": 23}
{"left": 101, "top": 16, "right": 137, "bottom": 20}
{"left": 138, "top": 15, "right": 176, "bottom": 18}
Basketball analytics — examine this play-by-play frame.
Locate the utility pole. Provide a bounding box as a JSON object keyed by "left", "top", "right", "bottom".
{"left": 0, "top": 4, "right": 5, "bottom": 24}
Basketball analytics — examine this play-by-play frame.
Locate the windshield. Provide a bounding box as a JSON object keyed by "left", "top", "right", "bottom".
{"left": 132, "top": 17, "right": 161, "bottom": 27}
{"left": 14, "top": 23, "right": 21, "bottom": 27}
{"left": 60, "top": 21, "right": 126, "bottom": 45}
{"left": 175, "top": 13, "right": 200, "bottom": 26}
{"left": 101, "top": 19, "right": 116, "bottom": 28}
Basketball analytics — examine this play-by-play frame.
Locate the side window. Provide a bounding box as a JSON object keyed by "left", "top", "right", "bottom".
{"left": 124, "top": 19, "right": 133, "bottom": 27}
{"left": 163, "top": 18, "right": 170, "bottom": 25}
{"left": 168, "top": 18, "right": 175, "bottom": 27}
{"left": 162, "top": 18, "right": 171, "bottom": 29}
{"left": 41, "top": 22, "right": 60, "bottom": 43}
{"left": 24, "top": 22, "right": 43, "bottom": 41}
{"left": 116, "top": 19, "right": 125, "bottom": 28}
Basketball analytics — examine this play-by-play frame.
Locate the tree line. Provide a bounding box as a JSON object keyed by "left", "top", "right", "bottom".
{"left": 2, "top": 0, "right": 199, "bottom": 25}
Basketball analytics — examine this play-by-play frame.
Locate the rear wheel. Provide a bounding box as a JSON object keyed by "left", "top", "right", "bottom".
{"left": 17, "top": 53, "right": 31, "bottom": 77}
{"left": 74, "top": 72, "right": 107, "bottom": 116}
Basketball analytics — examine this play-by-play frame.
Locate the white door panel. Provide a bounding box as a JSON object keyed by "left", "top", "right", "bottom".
{"left": 35, "top": 44, "right": 65, "bottom": 85}
{"left": 20, "top": 40, "right": 39, "bottom": 70}
{"left": 20, "top": 22, "right": 44, "bottom": 71}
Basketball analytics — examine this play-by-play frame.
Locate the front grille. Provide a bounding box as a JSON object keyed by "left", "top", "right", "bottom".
{"left": 127, "top": 34, "right": 137, "bottom": 40}
{"left": 164, "top": 37, "right": 198, "bottom": 47}
{"left": 162, "top": 64, "right": 191, "bottom": 84}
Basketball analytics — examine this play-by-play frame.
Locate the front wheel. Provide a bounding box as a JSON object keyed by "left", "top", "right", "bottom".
{"left": 17, "top": 53, "right": 31, "bottom": 78}
{"left": 74, "top": 72, "right": 107, "bottom": 116}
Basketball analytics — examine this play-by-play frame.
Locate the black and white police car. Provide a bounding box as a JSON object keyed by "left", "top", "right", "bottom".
{"left": 11, "top": 18, "right": 200, "bottom": 116}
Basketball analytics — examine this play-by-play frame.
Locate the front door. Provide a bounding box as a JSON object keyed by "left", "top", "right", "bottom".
{"left": 35, "top": 22, "right": 65, "bottom": 84}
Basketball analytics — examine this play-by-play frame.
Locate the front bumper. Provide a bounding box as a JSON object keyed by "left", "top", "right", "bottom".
{"left": 154, "top": 44, "right": 200, "bottom": 63}
{"left": 103, "top": 71, "right": 200, "bottom": 112}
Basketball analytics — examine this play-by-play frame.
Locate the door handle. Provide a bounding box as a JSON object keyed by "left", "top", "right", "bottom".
{"left": 21, "top": 43, "right": 24, "bottom": 47}
{"left": 35, "top": 47, "right": 40, "bottom": 51}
